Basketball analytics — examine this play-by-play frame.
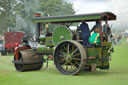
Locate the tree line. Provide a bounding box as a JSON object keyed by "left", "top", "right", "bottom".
{"left": 0, "top": 0, "right": 75, "bottom": 35}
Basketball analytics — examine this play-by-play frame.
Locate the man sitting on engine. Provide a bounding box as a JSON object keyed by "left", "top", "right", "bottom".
{"left": 88, "top": 28, "right": 101, "bottom": 46}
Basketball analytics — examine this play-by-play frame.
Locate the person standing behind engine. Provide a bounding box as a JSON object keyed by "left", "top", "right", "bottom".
{"left": 77, "top": 22, "right": 90, "bottom": 46}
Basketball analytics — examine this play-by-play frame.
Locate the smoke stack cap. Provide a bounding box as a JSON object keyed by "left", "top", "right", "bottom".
{"left": 34, "top": 13, "right": 41, "bottom": 17}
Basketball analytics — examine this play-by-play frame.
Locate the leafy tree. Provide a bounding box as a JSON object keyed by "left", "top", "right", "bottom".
{"left": 39, "top": 0, "right": 75, "bottom": 16}
{"left": 0, "top": 0, "right": 17, "bottom": 34}
{"left": 0, "top": 0, "right": 75, "bottom": 36}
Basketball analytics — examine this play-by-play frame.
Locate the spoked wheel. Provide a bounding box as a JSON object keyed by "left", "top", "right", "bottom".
{"left": 54, "top": 40, "right": 87, "bottom": 75}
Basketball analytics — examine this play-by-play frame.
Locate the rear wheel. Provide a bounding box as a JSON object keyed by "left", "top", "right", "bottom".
{"left": 54, "top": 40, "right": 87, "bottom": 75}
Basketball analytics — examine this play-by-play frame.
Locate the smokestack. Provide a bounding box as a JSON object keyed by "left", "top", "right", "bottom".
{"left": 34, "top": 13, "right": 42, "bottom": 42}
{"left": 35, "top": 23, "right": 41, "bottom": 42}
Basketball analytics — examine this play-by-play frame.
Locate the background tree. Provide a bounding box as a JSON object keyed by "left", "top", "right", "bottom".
{"left": 0, "top": 0, "right": 75, "bottom": 36}
{"left": 39, "top": 0, "right": 75, "bottom": 16}
{"left": 0, "top": 0, "right": 17, "bottom": 34}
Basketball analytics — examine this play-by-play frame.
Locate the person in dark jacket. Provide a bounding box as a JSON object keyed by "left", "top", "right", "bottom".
{"left": 77, "top": 22, "right": 90, "bottom": 46}
{"left": 90, "top": 21, "right": 101, "bottom": 33}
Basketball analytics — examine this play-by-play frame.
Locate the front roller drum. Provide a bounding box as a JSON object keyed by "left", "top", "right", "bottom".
{"left": 13, "top": 50, "right": 43, "bottom": 72}
{"left": 54, "top": 40, "right": 87, "bottom": 75}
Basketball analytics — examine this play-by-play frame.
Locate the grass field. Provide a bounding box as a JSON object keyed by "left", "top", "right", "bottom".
{"left": 0, "top": 39, "right": 128, "bottom": 85}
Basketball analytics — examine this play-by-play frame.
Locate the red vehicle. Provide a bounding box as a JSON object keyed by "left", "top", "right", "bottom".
{"left": 0, "top": 32, "right": 24, "bottom": 55}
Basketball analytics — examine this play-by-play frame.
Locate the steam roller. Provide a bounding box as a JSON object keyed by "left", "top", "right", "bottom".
{"left": 13, "top": 50, "right": 43, "bottom": 72}
{"left": 53, "top": 26, "right": 87, "bottom": 75}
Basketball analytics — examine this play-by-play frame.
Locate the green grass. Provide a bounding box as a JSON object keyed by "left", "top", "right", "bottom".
{"left": 0, "top": 39, "right": 128, "bottom": 85}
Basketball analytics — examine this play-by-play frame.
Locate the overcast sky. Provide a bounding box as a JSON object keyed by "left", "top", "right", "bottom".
{"left": 66, "top": 0, "right": 128, "bottom": 28}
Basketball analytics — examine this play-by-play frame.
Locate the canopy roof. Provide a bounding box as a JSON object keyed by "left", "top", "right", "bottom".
{"left": 32, "top": 12, "right": 116, "bottom": 23}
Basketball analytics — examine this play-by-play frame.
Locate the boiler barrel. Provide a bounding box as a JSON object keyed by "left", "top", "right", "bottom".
{"left": 37, "top": 44, "right": 54, "bottom": 52}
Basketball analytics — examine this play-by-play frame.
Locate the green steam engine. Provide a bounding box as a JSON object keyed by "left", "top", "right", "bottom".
{"left": 13, "top": 12, "right": 116, "bottom": 75}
